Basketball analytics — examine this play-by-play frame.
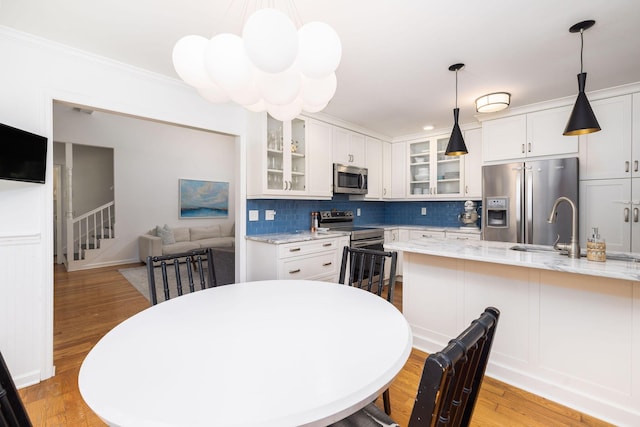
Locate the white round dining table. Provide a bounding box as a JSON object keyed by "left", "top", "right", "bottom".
{"left": 78, "top": 280, "right": 413, "bottom": 427}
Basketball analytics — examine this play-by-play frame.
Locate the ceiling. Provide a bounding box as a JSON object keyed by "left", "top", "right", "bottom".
{"left": 2, "top": 0, "right": 640, "bottom": 138}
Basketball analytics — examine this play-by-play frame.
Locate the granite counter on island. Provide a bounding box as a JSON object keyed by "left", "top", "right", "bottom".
{"left": 385, "top": 236, "right": 640, "bottom": 426}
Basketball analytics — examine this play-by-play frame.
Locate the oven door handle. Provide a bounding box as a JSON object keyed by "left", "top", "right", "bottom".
{"left": 350, "top": 238, "right": 385, "bottom": 249}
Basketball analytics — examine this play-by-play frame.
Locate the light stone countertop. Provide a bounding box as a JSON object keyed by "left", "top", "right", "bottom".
{"left": 385, "top": 237, "right": 640, "bottom": 281}
{"left": 245, "top": 230, "right": 351, "bottom": 244}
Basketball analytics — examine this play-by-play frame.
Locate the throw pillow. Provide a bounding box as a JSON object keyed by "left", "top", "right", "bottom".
{"left": 156, "top": 224, "right": 176, "bottom": 245}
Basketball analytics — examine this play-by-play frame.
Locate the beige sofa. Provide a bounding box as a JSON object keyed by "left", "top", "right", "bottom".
{"left": 139, "top": 223, "right": 234, "bottom": 263}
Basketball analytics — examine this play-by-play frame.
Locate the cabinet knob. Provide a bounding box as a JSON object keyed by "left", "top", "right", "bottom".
{"left": 289, "top": 247, "right": 301, "bottom": 252}
{"left": 521, "top": 144, "right": 525, "bottom": 154}
{"left": 635, "top": 160, "right": 639, "bottom": 173}
{"left": 322, "top": 262, "right": 332, "bottom": 266}
{"left": 624, "top": 207, "right": 630, "bottom": 223}
{"left": 635, "top": 207, "right": 639, "bottom": 223}
{"left": 625, "top": 161, "right": 630, "bottom": 173}
{"left": 528, "top": 142, "right": 532, "bottom": 152}
{"left": 288, "top": 269, "right": 301, "bottom": 274}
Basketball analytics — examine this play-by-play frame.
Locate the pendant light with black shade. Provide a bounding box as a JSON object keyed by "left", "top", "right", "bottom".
{"left": 445, "top": 63, "right": 468, "bottom": 156}
{"left": 563, "top": 20, "right": 601, "bottom": 136}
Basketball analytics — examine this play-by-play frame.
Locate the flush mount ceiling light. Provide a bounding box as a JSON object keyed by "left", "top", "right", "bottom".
{"left": 172, "top": 4, "right": 342, "bottom": 122}
{"left": 445, "top": 63, "right": 468, "bottom": 156}
{"left": 563, "top": 19, "right": 601, "bottom": 136}
{"left": 475, "top": 92, "right": 511, "bottom": 113}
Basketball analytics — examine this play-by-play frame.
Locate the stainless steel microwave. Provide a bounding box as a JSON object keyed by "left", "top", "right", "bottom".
{"left": 333, "top": 163, "right": 368, "bottom": 194}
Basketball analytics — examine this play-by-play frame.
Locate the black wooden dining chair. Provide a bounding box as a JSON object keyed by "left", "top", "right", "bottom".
{"left": 338, "top": 245, "right": 398, "bottom": 415}
{"left": 146, "top": 247, "right": 217, "bottom": 306}
{"left": 330, "top": 307, "right": 500, "bottom": 427}
{"left": 339, "top": 246, "right": 398, "bottom": 303}
{"left": 0, "top": 351, "right": 33, "bottom": 427}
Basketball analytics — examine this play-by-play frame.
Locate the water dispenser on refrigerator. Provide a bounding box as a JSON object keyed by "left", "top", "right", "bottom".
{"left": 485, "top": 197, "right": 508, "bottom": 228}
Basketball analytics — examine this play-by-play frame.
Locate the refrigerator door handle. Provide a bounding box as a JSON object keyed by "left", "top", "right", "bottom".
{"left": 524, "top": 167, "right": 533, "bottom": 243}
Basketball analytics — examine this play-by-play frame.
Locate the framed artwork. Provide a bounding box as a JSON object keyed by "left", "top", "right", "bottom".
{"left": 179, "top": 179, "right": 229, "bottom": 218}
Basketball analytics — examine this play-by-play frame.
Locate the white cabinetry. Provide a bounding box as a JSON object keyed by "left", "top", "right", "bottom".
{"left": 579, "top": 95, "right": 633, "bottom": 180}
{"left": 389, "top": 142, "right": 406, "bottom": 198}
{"left": 306, "top": 119, "right": 334, "bottom": 198}
{"left": 463, "top": 128, "right": 482, "bottom": 199}
{"left": 408, "top": 135, "right": 462, "bottom": 198}
{"left": 409, "top": 229, "right": 446, "bottom": 239}
{"left": 579, "top": 179, "right": 640, "bottom": 252}
{"left": 482, "top": 106, "right": 578, "bottom": 162}
{"left": 364, "top": 136, "right": 382, "bottom": 199}
{"left": 247, "top": 114, "right": 332, "bottom": 199}
{"left": 333, "top": 127, "right": 365, "bottom": 167}
{"left": 246, "top": 235, "right": 349, "bottom": 282}
{"left": 578, "top": 94, "right": 640, "bottom": 253}
{"left": 382, "top": 141, "right": 392, "bottom": 198}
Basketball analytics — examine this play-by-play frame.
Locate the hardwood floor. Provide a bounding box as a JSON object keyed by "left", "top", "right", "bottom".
{"left": 17, "top": 264, "right": 612, "bottom": 426}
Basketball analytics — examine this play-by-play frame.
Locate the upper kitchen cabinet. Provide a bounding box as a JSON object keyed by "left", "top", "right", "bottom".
{"left": 306, "top": 119, "right": 334, "bottom": 198}
{"left": 364, "top": 136, "right": 383, "bottom": 199}
{"left": 333, "top": 127, "right": 365, "bottom": 167}
{"left": 482, "top": 106, "right": 578, "bottom": 162}
{"left": 579, "top": 94, "right": 633, "bottom": 180}
{"left": 389, "top": 142, "right": 406, "bottom": 198}
{"left": 463, "top": 127, "right": 482, "bottom": 199}
{"left": 408, "top": 135, "right": 462, "bottom": 198}
{"left": 246, "top": 113, "right": 332, "bottom": 199}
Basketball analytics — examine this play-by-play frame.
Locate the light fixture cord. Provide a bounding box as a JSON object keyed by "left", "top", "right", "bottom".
{"left": 455, "top": 69, "right": 459, "bottom": 108}
{"left": 580, "top": 28, "right": 584, "bottom": 73}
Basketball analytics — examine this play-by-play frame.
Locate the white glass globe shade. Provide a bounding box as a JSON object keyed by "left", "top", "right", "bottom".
{"left": 301, "top": 72, "right": 337, "bottom": 106}
{"left": 172, "top": 35, "right": 213, "bottom": 88}
{"left": 298, "top": 22, "right": 342, "bottom": 78}
{"left": 197, "top": 83, "right": 230, "bottom": 103}
{"left": 228, "top": 77, "right": 261, "bottom": 106}
{"left": 258, "top": 66, "right": 302, "bottom": 106}
{"left": 205, "top": 33, "right": 254, "bottom": 92}
{"left": 301, "top": 99, "right": 327, "bottom": 113}
{"left": 244, "top": 99, "right": 267, "bottom": 112}
{"left": 267, "top": 98, "right": 303, "bottom": 122}
{"left": 243, "top": 8, "right": 298, "bottom": 74}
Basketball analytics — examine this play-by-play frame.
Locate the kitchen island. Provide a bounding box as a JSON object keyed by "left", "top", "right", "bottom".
{"left": 385, "top": 237, "right": 640, "bottom": 426}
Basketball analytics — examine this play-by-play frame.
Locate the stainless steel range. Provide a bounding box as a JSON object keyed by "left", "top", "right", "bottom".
{"left": 318, "top": 210, "right": 384, "bottom": 250}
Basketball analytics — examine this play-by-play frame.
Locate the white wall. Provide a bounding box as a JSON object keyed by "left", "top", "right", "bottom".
{"left": 0, "top": 25, "right": 248, "bottom": 387}
{"left": 53, "top": 105, "right": 236, "bottom": 265}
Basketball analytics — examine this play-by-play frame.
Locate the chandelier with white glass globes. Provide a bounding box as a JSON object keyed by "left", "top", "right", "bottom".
{"left": 172, "top": 8, "right": 342, "bottom": 121}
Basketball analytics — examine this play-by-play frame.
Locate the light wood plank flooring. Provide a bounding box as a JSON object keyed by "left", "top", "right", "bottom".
{"left": 17, "top": 264, "right": 613, "bottom": 426}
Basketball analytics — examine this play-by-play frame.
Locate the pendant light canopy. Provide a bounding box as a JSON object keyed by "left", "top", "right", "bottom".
{"left": 445, "top": 63, "right": 468, "bottom": 156}
{"left": 563, "top": 20, "right": 601, "bottom": 136}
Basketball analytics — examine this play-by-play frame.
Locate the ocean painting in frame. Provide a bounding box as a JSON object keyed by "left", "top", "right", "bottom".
{"left": 179, "top": 179, "right": 229, "bottom": 218}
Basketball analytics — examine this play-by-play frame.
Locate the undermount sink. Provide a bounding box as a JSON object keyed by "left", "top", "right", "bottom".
{"left": 509, "top": 245, "right": 556, "bottom": 254}
{"left": 509, "top": 245, "right": 640, "bottom": 263}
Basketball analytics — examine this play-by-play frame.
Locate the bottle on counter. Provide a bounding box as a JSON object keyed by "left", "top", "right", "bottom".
{"left": 310, "top": 212, "right": 318, "bottom": 233}
{"left": 586, "top": 227, "right": 606, "bottom": 262}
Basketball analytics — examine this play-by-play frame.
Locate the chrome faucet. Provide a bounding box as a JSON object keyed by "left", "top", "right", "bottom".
{"left": 547, "top": 196, "right": 580, "bottom": 259}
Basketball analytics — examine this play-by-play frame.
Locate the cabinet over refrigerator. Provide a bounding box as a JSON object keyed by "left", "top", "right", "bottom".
{"left": 482, "top": 157, "right": 578, "bottom": 245}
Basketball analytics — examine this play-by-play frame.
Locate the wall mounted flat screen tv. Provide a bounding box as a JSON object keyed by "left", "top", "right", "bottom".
{"left": 0, "top": 123, "right": 47, "bottom": 184}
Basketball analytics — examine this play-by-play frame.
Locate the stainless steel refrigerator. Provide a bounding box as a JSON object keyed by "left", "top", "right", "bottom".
{"left": 482, "top": 157, "right": 578, "bottom": 245}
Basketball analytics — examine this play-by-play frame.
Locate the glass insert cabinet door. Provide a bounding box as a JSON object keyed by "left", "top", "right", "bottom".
{"left": 435, "top": 137, "right": 461, "bottom": 195}
{"left": 408, "top": 136, "right": 461, "bottom": 197}
{"left": 266, "top": 115, "right": 306, "bottom": 192}
{"left": 409, "top": 140, "right": 431, "bottom": 196}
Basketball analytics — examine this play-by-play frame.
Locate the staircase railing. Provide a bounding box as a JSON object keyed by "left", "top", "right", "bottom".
{"left": 67, "top": 201, "right": 115, "bottom": 261}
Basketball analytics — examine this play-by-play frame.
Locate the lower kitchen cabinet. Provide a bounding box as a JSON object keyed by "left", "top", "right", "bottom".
{"left": 246, "top": 235, "right": 350, "bottom": 282}
{"left": 579, "top": 178, "right": 640, "bottom": 252}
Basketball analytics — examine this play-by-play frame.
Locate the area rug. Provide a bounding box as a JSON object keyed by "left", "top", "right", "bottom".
{"left": 118, "top": 265, "right": 212, "bottom": 303}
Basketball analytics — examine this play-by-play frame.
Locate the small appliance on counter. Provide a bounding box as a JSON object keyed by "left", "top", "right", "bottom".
{"left": 458, "top": 200, "right": 480, "bottom": 229}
